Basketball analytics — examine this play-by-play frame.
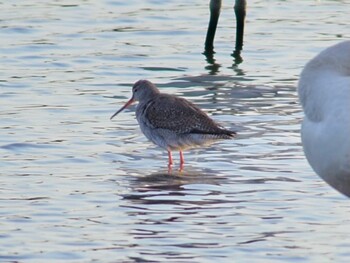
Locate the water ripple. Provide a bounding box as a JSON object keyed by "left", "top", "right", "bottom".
{"left": 1, "top": 0, "right": 350, "bottom": 262}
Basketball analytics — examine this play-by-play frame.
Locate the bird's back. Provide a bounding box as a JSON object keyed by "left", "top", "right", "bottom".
{"left": 143, "top": 94, "right": 234, "bottom": 135}
{"left": 136, "top": 93, "right": 235, "bottom": 150}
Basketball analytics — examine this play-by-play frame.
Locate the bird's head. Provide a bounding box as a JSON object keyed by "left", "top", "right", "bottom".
{"left": 110, "top": 79, "right": 160, "bottom": 120}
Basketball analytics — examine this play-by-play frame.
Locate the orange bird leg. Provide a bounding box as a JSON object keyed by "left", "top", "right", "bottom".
{"left": 179, "top": 151, "right": 185, "bottom": 165}
{"left": 167, "top": 150, "right": 173, "bottom": 166}
{"left": 179, "top": 151, "right": 185, "bottom": 171}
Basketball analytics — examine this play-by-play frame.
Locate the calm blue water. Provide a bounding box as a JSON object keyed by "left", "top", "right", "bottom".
{"left": 1, "top": 0, "right": 350, "bottom": 262}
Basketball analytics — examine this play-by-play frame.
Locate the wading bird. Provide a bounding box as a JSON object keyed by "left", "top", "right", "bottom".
{"left": 111, "top": 80, "right": 236, "bottom": 170}
{"left": 205, "top": 0, "right": 247, "bottom": 56}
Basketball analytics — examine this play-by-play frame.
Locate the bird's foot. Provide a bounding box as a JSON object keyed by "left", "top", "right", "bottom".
{"left": 179, "top": 162, "right": 184, "bottom": 173}
{"left": 167, "top": 163, "right": 173, "bottom": 174}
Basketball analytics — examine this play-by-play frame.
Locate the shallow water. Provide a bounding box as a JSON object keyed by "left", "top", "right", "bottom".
{"left": 1, "top": 0, "right": 350, "bottom": 262}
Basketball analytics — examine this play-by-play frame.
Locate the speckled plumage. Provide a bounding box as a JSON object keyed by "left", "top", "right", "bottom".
{"left": 137, "top": 93, "right": 234, "bottom": 150}
{"left": 111, "top": 79, "right": 236, "bottom": 168}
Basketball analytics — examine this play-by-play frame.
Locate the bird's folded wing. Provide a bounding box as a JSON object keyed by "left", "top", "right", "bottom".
{"left": 145, "top": 94, "right": 224, "bottom": 134}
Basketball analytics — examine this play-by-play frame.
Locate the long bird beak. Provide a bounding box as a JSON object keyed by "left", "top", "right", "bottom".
{"left": 110, "top": 97, "right": 135, "bottom": 120}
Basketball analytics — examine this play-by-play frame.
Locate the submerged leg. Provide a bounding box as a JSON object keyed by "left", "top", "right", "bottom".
{"left": 234, "top": 0, "right": 247, "bottom": 53}
{"left": 179, "top": 150, "right": 185, "bottom": 170}
{"left": 167, "top": 150, "right": 173, "bottom": 166}
{"left": 205, "top": 0, "right": 222, "bottom": 53}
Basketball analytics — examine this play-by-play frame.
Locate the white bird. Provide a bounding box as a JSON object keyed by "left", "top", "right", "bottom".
{"left": 298, "top": 40, "right": 350, "bottom": 197}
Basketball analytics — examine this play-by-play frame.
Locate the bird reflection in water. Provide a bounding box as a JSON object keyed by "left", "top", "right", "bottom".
{"left": 121, "top": 167, "right": 229, "bottom": 206}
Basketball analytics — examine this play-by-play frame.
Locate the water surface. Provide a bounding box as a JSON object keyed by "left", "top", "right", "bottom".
{"left": 1, "top": 0, "right": 350, "bottom": 262}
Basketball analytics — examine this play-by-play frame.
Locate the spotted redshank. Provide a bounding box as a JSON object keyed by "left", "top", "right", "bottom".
{"left": 110, "top": 80, "right": 236, "bottom": 169}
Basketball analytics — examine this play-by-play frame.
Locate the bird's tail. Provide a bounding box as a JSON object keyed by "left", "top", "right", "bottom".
{"left": 190, "top": 128, "right": 236, "bottom": 139}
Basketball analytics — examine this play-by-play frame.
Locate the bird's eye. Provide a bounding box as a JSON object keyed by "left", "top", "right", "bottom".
{"left": 134, "top": 88, "right": 138, "bottom": 93}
